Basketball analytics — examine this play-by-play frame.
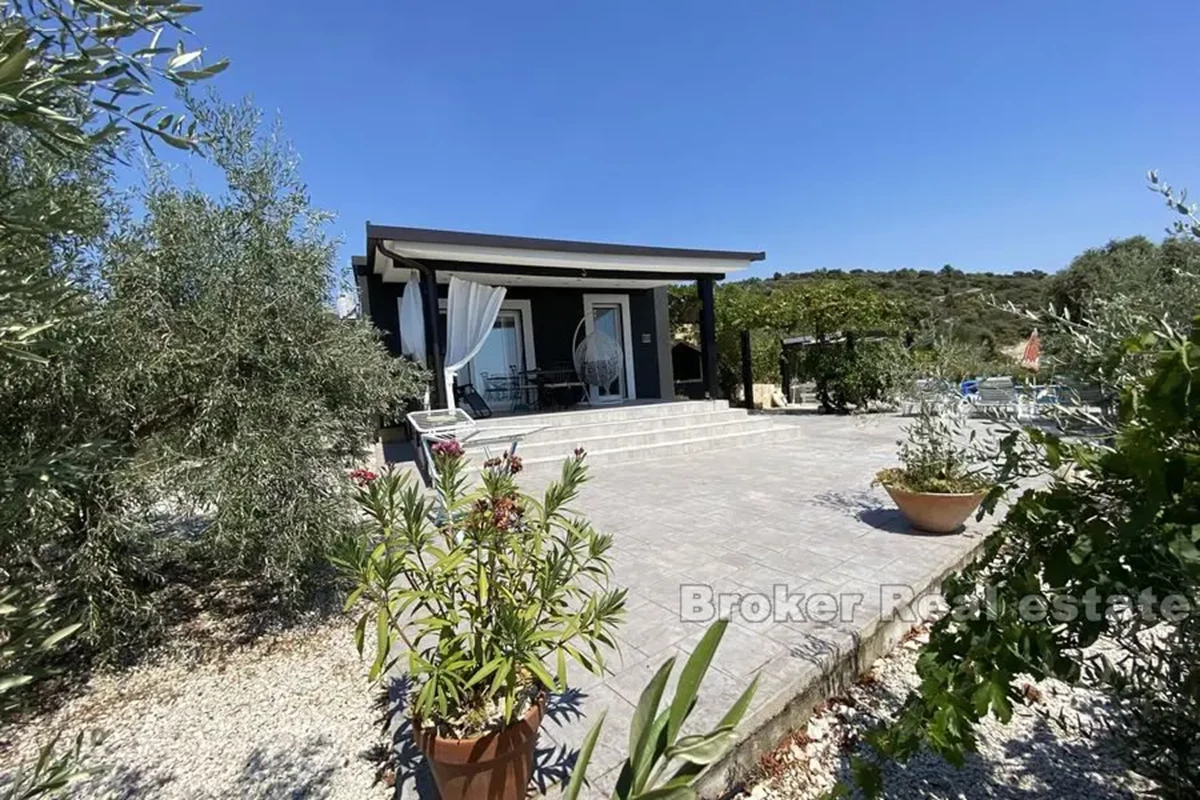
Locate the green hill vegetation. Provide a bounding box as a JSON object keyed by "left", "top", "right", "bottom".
{"left": 763, "top": 265, "right": 1048, "bottom": 346}
{"left": 669, "top": 235, "right": 1200, "bottom": 398}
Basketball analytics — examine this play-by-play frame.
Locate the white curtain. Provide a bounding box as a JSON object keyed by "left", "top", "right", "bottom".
{"left": 399, "top": 272, "right": 426, "bottom": 365}
{"left": 443, "top": 276, "right": 506, "bottom": 408}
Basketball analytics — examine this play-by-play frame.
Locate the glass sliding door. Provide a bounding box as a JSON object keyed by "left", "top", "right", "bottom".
{"left": 470, "top": 311, "right": 524, "bottom": 410}
{"left": 439, "top": 301, "right": 535, "bottom": 412}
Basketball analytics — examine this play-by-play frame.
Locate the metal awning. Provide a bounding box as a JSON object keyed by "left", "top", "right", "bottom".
{"left": 365, "top": 225, "right": 765, "bottom": 288}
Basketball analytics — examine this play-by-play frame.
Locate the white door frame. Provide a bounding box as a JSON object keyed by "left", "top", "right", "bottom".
{"left": 582, "top": 293, "right": 637, "bottom": 402}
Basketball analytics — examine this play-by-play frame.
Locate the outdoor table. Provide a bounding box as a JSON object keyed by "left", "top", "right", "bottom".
{"left": 540, "top": 380, "right": 587, "bottom": 409}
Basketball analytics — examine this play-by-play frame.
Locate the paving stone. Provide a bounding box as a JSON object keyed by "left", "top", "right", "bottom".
{"left": 517, "top": 414, "right": 991, "bottom": 796}
{"left": 540, "top": 683, "right": 635, "bottom": 784}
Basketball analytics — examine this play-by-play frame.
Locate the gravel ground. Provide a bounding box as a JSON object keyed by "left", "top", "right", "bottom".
{"left": 0, "top": 617, "right": 1162, "bottom": 800}
{"left": 744, "top": 627, "right": 1158, "bottom": 800}
{"left": 0, "top": 617, "right": 391, "bottom": 799}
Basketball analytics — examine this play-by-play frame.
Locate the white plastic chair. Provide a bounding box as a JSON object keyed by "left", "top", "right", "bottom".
{"left": 971, "top": 377, "right": 1020, "bottom": 417}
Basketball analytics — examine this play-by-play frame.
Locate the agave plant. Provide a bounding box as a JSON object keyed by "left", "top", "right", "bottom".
{"left": 334, "top": 444, "right": 626, "bottom": 737}
{"left": 564, "top": 619, "right": 760, "bottom": 800}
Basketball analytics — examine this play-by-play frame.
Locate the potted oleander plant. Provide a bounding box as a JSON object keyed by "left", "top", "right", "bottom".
{"left": 874, "top": 399, "right": 992, "bottom": 533}
{"left": 334, "top": 443, "right": 625, "bottom": 800}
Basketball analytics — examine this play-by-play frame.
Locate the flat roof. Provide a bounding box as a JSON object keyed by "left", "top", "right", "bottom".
{"left": 366, "top": 224, "right": 765, "bottom": 263}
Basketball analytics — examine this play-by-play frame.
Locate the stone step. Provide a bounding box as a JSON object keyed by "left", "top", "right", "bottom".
{"left": 472, "top": 399, "right": 729, "bottom": 430}
{"left": 469, "top": 416, "right": 781, "bottom": 462}
{"left": 512, "top": 419, "right": 804, "bottom": 474}
{"left": 466, "top": 408, "right": 753, "bottom": 447}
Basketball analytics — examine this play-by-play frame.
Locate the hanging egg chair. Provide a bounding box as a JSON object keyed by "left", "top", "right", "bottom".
{"left": 572, "top": 317, "right": 624, "bottom": 403}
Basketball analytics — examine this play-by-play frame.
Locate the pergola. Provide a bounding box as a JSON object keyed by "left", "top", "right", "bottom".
{"left": 362, "top": 225, "right": 765, "bottom": 407}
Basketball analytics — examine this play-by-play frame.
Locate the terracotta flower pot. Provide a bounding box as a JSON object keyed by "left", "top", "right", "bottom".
{"left": 413, "top": 695, "right": 546, "bottom": 800}
{"left": 883, "top": 484, "right": 988, "bottom": 534}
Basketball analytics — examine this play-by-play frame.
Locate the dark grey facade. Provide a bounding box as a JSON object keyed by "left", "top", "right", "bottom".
{"left": 356, "top": 225, "right": 765, "bottom": 408}
{"left": 356, "top": 264, "right": 668, "bottom": 400}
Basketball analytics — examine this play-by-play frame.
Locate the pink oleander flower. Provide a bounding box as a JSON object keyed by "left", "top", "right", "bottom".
{"left": 573, "top": 446, "right": 586, "bottom": 460}
{"left": 350, "top": 468, "right": 377, "bottom": 486}
{"left": 431, "top": 439, "right": 464, "bottom": 459}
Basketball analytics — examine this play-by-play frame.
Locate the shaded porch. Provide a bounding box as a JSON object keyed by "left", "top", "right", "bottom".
{"left": 354, "top": 225, "right": 766, "bottom": 411}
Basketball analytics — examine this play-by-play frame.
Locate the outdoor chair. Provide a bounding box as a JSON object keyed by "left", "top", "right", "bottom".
{"left": 901, "top": 378, "right": 957, "bottom": 415}
{"left": 407, "top": 407, "right": 545, "bottom": 486}
{"left": 970, "top": 377, "right": 1021, "bottom": 418}
{"left": 453, "top": 382, "right": 493, "bottom": 419}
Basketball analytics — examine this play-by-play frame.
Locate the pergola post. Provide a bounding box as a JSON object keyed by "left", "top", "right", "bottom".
{"left": 739, "top": 329, "right": 754, "bottom": 409}
{"left": 779, "top": 348, "right": 792, "bottom": 404}
{"left": 697, "top": 276, "right": 719, "bottom": 399}
{"left": 418, "top": 265, "right": 446, "bottom": 408}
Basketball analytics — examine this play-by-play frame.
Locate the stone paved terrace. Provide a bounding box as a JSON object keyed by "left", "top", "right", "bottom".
{"left": 394, "top": 413, "right": 991, "bottom": 800}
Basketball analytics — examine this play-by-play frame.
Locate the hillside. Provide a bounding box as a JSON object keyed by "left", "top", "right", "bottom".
{"left": 760, "top": 265, "right": 1049, "bottom": 345}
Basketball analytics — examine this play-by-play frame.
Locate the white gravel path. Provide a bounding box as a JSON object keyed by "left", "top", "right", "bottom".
{"left": 743, "top": 627, "right": 1158, "bottom": 800}
{"left": 0, "top": 617, "right": 391, "bottom": 799}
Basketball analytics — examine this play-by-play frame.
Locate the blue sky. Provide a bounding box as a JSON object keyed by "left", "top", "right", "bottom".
{"left": 176, "top": 0, "right": 1198, "bottom": 280}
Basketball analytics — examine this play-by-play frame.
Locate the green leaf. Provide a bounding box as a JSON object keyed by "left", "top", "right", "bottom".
{"left": 668, "top": 620, "right": 727, "bottom": 743}
{"left": 1169, "top": 531, "right": 1200, "bottom": 563}
{"left": 716, "top": 672, "right": 759, "bottom": 729}
{"left": 629, "top": 786, "right": 697, "bottom": 800}
{"left": 665, "top": 729, "right": 736, "bottom": 765}
{"left": 464, "top": 656, "right": 506, "bottom": 689}
{"left": 562, "top": 712, "right": 605, "bottom": 800}
{"left": 0, "top": 46, "right": 31, "bottom": 86}
{"left": 850, "top": 756, "right": 883, "bottom": 798}
{"left": 971, "top": 678, "right": 1012, "bottom": 723}
{"left": 353, "top": 613, "right": 368, "bottom": 655}
{"left": 167, "top": 49, "right": 202, "bottom": 70}
{"left": 369, "top": 605, "right": 391, "bottom": 681}
{"left": 39, "top": 622, "right": 82, "bottom": 651}
{"left": 0, "top": 674, "right": 34, "bottom": 693}
{"left": 629, "top": 657, "right": 675, "bottom": 776}
{"left": 632, "top": 709, "right": 670, "bottom": 792}
{"left": 524, "top": 657, "right": 557, "bottom": 692}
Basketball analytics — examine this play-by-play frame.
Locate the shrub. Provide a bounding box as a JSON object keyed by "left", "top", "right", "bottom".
{"left": 874, "top": 398, "right": 991, "bottom": 493}
{"left": 335, "top": 447, "right": 625, "bottom": 737}
{"left": 854, "top": 178, "right": 1200, "bottom": 798}
{"left": 793, "top": 337, "right": 909, "bottom": 413}
{"left": 1, "top": 95, "right": 428, "bottom": 654}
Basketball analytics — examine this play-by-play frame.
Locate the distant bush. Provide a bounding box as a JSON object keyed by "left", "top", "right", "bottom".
{"left": 793, "top": 337, "right": 909, "bottom": 413}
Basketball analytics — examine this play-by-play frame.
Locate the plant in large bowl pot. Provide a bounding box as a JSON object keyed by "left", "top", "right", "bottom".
{"left": 335, "top": 445, "right": 626, "bottom": 800}
{"left": 874, "top": 400, "right": 992, "bottom": 533}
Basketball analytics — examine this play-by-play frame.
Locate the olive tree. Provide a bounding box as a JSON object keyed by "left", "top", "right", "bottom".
{"left": 0, "top": 95, "right": 427, "bottom": 654}
{"left": 97, "top": 95, "right": 426, "bottom": 600}
{"left": 2, "top": 2, "right": 224, "bottom": 794}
